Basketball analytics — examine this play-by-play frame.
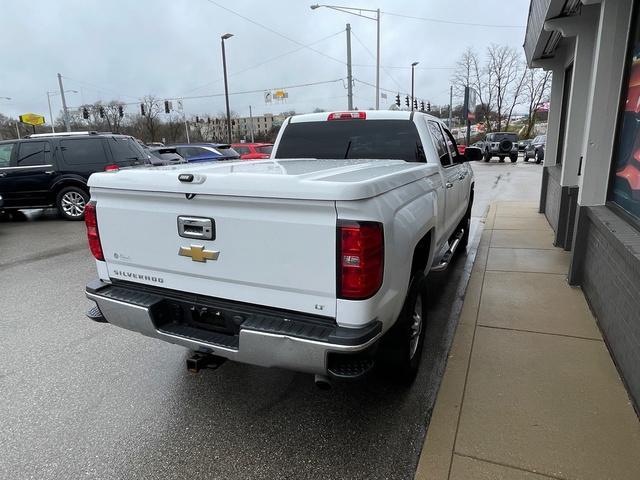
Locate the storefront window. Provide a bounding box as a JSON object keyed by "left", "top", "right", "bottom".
{"left": 610, "top": 12, "right": 640, "bottom": 221}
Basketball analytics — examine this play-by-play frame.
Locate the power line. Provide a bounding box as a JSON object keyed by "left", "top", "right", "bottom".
{"left": 382, "top": 11, "right": 527, "bottom": 29}
{"left": 60, "top": 76, "right": 140, "bottom": 100}
{"left": 353, "top": 64, "right": 455, "bottom": 70}
{"left": 182, "top": 29, "right": 345, "bottom": 95}
{"left": 203, "top": 0, "right": 345, "bottom": 65}
{"left": 350, "top": 29, "right": 404, "bottom": 93}
{"left": 68, "top": 78, "right": 346, "bottom": 109}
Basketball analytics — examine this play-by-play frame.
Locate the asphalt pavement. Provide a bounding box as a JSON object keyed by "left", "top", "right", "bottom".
{"left": 0, "top": 158, "right": 542, "bottom": 480}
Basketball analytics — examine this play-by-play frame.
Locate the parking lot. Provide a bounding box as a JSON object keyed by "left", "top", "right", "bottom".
{"left": 0, "top": 160, "right": 542, "bottom": 480}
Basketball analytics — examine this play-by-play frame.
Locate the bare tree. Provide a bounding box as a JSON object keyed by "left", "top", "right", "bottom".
{"left": 486, "top": 44, "right": 522, "bottom": 131}
{"left": 140, "top": 95, "right": 161, "bottom": 141}
{"left": 523, "top": 68, "right": 552, "bottom": 138}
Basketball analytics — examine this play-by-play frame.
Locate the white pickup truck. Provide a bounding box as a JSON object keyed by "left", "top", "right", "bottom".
{"left": 84, "top": 110, "right": 480, "bottom": 386}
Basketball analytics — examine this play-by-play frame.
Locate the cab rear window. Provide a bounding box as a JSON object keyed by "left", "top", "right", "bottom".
{"left": 275, "top": 120, "right": 426, "bottom": 162}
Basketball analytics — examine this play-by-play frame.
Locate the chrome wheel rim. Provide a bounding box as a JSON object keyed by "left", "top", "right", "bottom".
{"left": 61, "top": 191, "right": 86, "bottom": 217}
{"left": 409, "top": 295, "right": 423, "bottom": 359}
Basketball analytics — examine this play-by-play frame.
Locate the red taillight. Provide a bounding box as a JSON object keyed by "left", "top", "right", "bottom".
{"left": 327, "top": 111, "right": 367, "bottom": 121}
{"left": 337, "top": 221, "right": 384, "bottom": 300}
{"left": 84, "top": 201, "right": 104, "bottom": 261}
{"left": 104, "top": 164, "right": 119, "bottom": 172}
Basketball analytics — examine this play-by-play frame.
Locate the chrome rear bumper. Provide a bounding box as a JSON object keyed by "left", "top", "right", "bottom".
{"left": 86, "top": 280, "right": 381, "bottom": 375}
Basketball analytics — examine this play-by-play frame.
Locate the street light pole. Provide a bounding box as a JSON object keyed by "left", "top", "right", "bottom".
{"left": 310, "top": 4, "right": 380, "bottom": 110}
{"left": 46, "top": 92, "right": 55, "bottom": 133}
{"left": 375, "top": 8, "right": 380, "bottom": 110}
{"left": 221, "top": 33, "right": 233, "bottom": 144}
{"left": 346, "top": 23, "right": 353, "bottom": 110}
{"left": 57, "top": 73, "right": 71, "bottom": 132}
{"left": 411, "top": 62, "right": 419, "bottom": 112}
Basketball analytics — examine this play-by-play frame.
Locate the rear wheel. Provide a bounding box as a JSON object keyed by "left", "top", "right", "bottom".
{"left": 499, "top": 156, "right": 505, "bottom": 163}
{"left": 378, "top": 274, "right": 427, "bottom": 385}
{"left": 510, "top": 154, "right": 518, "bottom": 163}
{"left": 535, "top": 150, "right": 543, "bottom": 164}
{"left": 483, "top": 151, "right": 491, "bottom": 162}
{"left": 56, "top": 186, "right": 89, "bottom": 221}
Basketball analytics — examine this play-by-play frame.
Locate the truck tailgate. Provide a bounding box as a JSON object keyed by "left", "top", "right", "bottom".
{"left": 94, "top": 189, "right": 337, "bottom": 317}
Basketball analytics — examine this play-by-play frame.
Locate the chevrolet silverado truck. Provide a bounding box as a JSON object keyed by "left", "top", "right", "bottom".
{"left": 84, "top": 110, "right": 481, "bottom": 386}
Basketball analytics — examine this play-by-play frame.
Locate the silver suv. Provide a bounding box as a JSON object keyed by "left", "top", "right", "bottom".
{"left": 482, "top": 132, "right": 519, "bottom": 163}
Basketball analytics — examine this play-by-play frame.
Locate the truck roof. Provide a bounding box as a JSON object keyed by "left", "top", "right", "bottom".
{"left": 288, "top": 110, "right": 443, "bottom": 123}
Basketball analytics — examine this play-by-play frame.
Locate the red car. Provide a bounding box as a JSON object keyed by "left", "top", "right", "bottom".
{"left": 232, "top": 143, "right": 273, "bottom": 160}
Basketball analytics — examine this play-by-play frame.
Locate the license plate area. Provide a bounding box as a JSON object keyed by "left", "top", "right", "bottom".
{"left": 152, "top": 299, "right": 241, "bottom": 335}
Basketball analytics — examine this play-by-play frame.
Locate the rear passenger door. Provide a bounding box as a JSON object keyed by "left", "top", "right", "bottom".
{"left": 1, "top": 141, "right": 55, "bottom": 208}
{"left": 427, "top": 120, "right": 460, "bottom": 237}
{"left": 58, "top": 137, "right": 110, "bottom": 178}
{"left": 442, "top": 126, "right": 470, "bottom": 221}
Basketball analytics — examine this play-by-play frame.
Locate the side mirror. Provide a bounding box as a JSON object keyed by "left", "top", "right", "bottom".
{"left": 463, "top": 146, "right": 482, "bottom": 161}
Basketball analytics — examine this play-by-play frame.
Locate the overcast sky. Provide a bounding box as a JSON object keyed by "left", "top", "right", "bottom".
{"left": 0, "top": 0, "right": 529, "bottom": 122}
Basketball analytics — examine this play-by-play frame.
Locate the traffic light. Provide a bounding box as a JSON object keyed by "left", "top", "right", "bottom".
{"left": 140, "top": 103, "right": 146, "bottom": 116}
{"left": 82, "top": 107, "right": 89, "bottom": 120}
{"left": 427, "top": 102, "right": 431, "bottom": 112}
{"left": 118, "top": 105, "right": 124, "bottom": 118}
{"left": 395, "top": 94, "right": 401, "bottom": 107}
{"left": 413, "top": 99, "right": 418, "bottom": 110}
{"left": 195, "top": 116, "right": 200, "bottom": 124}
{"left": 164, "top": 100, "right": 171, "bottom": 114}
{"left": 207, "top": 117, "right": 211, "bottom": 124}
{"left": 420, "top": 101, "right": 425, "bottom": 112}
{"left": 405, "top": 95, "right": 410, "bottom": 107}
{"left": 99, "top": 107, "right": 105, "bottom": 118}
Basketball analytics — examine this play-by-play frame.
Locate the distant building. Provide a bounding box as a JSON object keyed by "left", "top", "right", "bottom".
{"left": 205, "top": 113, "right": 287, "bottom": 141}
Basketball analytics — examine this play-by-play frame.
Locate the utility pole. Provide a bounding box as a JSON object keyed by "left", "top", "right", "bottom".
{"left": 464, "top": 86, "right": 471, "bottom": 146}
{"left": 449, "top": 85, "right": 453, "bottom": 128}
{"left": 346, "top": 23, "right": 353, "bottom": 110}
{"left": 249, "top": 105, "right": 255, "bottom": 143}
{"left": 221, "top": 33, "right": 234, "bottom": 144}
{"left": 57, "top": 73, "right": 71, "bottom": 132}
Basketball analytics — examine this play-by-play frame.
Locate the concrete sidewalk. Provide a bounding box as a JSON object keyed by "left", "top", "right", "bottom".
{"left": 416, "top": 201, "right": 640, "bottom": 480}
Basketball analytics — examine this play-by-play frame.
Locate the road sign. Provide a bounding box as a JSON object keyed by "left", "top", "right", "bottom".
{"left": 19, "top": 113, "right": 45, "bottom": 126}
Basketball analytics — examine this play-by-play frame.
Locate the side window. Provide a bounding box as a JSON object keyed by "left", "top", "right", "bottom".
{"left": 107, "top": 137, "right": 146, "bottom": 164}
{"left": 442, "top": 127, "right": 462, "bottom": 163}
{"left": 235, "top": 146, "right": 250, "bottom": 155}
{"left": 428, "top": 120, "right": 452, "bottom": 167}
{"left": 0, "top": 143, "right": 15, "bottom": 168}
{"left": 60, "top": 138, "right": 108, "bottom": 166}
{"left": 16, "top": 141, "right": 49, "bottom": 167}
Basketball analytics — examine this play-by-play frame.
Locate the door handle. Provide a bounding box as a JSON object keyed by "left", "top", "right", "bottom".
{"left": 0, "top": 172, "right": 6, "bottom": 177}
{"left": 44, "top": 170, "right": 55, "bottom": 175}
{"left": 446, "top": 182, "right": 454, "bottom": 189}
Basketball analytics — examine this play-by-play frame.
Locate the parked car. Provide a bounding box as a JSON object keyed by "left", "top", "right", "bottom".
{"left": 519, "top": 139, "right": 533, "bottom": 152}
{"left": 479, "top": 132, "right": 519, "bottom": 162}
{"left": 84, "top": 110, "right": 482, "bottom": 386}
{"left": 172, "top": 143, "right": 240, "bottom": 163}
{"left": 142, "top": 146, "right": 186, "bottom": 166}
{"left": 231, "top": 143, "right": 273, "bottom": 160}
{"left": 524, "top": 135, "right": 546, "bottom": 163}
{"left": 0, "top": 131, "right": 147, "bottom": 220}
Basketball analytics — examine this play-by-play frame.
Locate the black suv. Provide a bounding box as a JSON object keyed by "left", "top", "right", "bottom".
{"left": 0, "top": 132, "right": 148, "bottom": 220}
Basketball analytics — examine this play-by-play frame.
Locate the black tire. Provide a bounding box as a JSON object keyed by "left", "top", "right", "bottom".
{"left": 499, "top": 156, "right": 505, "bottom": 163}
{"left": 535, "top": 150, "right": 543, "bottom": 164}
{"left": 377, "top": 274, "right": 427, "bottom": 385}
{"left": 483, "top": 151, "right": 491, "bottom": 162}
{"left": 509, "top": 154, "right": 518, "bottom": 163}
{"left": 56, "top": 186, "right": 89, "bottom": 221}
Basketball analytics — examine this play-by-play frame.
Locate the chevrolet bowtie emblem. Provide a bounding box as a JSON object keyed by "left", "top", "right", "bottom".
{"left": 178, "top": 245, "right": 220, "bottom": 262}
